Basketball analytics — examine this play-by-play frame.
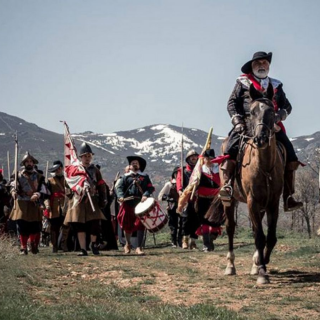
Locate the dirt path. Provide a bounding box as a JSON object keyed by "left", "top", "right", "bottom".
{"left": 36, "top": 242, "right": 320, "bottom": 320}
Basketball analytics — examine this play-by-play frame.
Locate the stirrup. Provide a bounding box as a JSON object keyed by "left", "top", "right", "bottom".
{"left": 219, "top": 185, "right": 233, "bottom": 206}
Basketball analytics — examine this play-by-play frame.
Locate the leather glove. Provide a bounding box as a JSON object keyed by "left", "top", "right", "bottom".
{"left": 275, "top": 109, "right": 287, "bottom": 123}
{"left": 161, "top": 195, "right": 168, "bottom": 201}
{"left": 274, "top": 123, "right": 281, "bottom": 132}
{"left": 234, "top": 123, "right": 246, "bottom": 133}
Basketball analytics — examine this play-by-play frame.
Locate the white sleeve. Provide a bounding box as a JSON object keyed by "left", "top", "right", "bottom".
{"left": 158, "top": 182, "right": 171, "bottom": 201}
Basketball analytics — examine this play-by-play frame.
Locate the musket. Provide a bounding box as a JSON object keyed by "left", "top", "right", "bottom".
{"left": 13, "top": 132, "right": 18, "bottom": 209}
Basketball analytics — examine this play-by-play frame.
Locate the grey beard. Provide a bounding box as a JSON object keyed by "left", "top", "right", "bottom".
{"left": 253, "top": 69, "right": 269, "bottom": 79}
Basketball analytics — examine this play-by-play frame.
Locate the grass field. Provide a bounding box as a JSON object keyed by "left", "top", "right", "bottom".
{"left": 1, "top": 228, "right": 319, "bottom": 320}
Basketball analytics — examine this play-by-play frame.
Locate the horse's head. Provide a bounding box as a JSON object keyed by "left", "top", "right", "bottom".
{"left": 249, "top": 84, "right": 275, "bottom": 149}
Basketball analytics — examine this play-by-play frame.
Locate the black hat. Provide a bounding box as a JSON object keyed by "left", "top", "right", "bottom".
{"left": 127, "top": 156, "right": 147, "bottom": 172}
{"left": 185, "top": 149, "right": 199, "bottom": 163}
{"left": 171, "top": 166, "right": 180, "bottom": 179}
{"left": 203, "top": 149, "right": 215, "bottom": 159}
{"left": 241, "top": 51, "right": 272, "bottom": 74}
{"left": 79, "top": 142, "right": 94, "bottom": 156}
{"left": 48, "top": 160, "right": 63, "bottom": 173}
{"left": 20, "top": 152, "right": 39, "bottom": 166}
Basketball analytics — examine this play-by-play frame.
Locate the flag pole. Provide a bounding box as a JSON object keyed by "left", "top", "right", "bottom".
{"left": 7, "top": 151, "right": 10, "bottom": 181}
{"left": 61, "top": 120, "right": 95, "bottom": 212}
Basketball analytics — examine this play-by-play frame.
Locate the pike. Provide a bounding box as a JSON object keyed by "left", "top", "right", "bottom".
{"left": 13, "top": 132, "right": 18, "bottom": 209}
{"left": 45, "top": 161, "right": 49, "bottom": 182}
{"left": 7, "top": 151, "right": 10, "bottom": 181}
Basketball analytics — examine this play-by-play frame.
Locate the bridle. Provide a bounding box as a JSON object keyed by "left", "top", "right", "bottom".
{"left": 243, "top": 98, "right": 276, "bottom": 147}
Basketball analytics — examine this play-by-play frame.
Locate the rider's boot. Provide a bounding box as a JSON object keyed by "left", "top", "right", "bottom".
{"left": 219, "top": 159, "right": 236, "bottom": 206}
{"left": 283, "top": 161, "right": 303, "bottom": 212}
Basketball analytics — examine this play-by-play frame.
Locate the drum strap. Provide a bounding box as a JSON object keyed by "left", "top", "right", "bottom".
{"left": 134, "top": 179, "right": 144, "bottom": 196}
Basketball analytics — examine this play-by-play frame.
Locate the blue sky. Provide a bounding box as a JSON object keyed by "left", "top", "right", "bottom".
{"left": 1, "top": 0, "right": 319, "bottom": 137}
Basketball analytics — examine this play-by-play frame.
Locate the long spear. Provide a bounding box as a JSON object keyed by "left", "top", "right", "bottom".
{"left": 45, "top": 161, "right": 49, "bottom": 182}
{"left": 13, "top": 132, "right": 18, "bottom": 209}
{"left": 7, "top": 151, "right": 10, "bottom": 181}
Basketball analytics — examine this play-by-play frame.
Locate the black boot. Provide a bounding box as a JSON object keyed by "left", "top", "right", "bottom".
{"left": 219, "top": 159, "right": 236, "bottom": 205}
{"left": 77, "top": 249, "right": 88, "bottom": 256}
{"left": 20, "top": 248, "right": 28, "bottom": 255}
{"left": 91, "top": 242, "right": 100, "bottom": 255}
{"left": 51, "top": 230, "right": 58, "bottom": 253}
{"left": 283, "top": 162, "right": 303, "bottom": 212}
{"left": 60, "top": 225, "right": 70, "bottom": 252}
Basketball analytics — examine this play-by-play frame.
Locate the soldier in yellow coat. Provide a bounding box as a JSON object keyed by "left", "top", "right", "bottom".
{"left": 10, "top": 152, "right": 46, "bottom": 255}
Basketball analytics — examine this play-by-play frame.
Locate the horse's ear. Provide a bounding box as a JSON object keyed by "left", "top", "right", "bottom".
{"left": 266, "top": 83, "right": 274, "bottom": 101}
{"left": 249, "top": 84, "right": 263, "bottom": 101}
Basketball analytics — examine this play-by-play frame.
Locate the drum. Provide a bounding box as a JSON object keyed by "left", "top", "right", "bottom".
{"left": 135, "top": 197, "right": 168, "bottom": 233}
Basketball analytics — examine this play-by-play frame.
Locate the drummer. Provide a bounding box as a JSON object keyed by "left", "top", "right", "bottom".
{"left": 116, "top": 156, "right": 155, "bottom": 255}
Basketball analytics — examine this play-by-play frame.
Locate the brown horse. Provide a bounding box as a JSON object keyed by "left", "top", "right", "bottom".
{"left": 220, "top": 84, "right": 285, "bottom": 285}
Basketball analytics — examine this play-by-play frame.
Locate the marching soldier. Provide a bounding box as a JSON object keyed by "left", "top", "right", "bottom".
{"left": 44, "top": 160, "right": 66, "bottom": 253}
{"left": 195, "top": 149, "right": 221, "bottom": 252}
{"left": 158, "top": 167, "right": 182, "bottom": 247}
{"left": 176, "top": 149, "right": 199, "bottom": 249}
{"left": 64, "top": 143, "right": 107, "bottom": 256}
{"left": 10, "top": 152, "right": 46, "bottom": 255}
{"left": 116, "top": 156, "right": 155, "bottom": 255}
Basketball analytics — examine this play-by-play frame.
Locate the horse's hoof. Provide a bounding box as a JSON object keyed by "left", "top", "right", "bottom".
{"left": 257, "top": 275, "right": 270, "bottom": 285}
{"left": 224, "top": 267, "right": 236, "bottom": 275}
{"left": 250, "top": 265, "right": 259, "bottom": 275}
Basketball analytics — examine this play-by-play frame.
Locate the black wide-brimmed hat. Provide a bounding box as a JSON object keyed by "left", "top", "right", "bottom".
{"left": 79, "top": 142, "right": 94, "bottom": 156}
{"left": 203, "top": 149, "right": 215, "bottom": 159}
{"left": 241, "top": 51, "right": 272, "bottom": 74}
{"left": 48, "top": 160, "right": 63, "bottom": 173}
{"left": 20, "top": 152, "right": 39, "bottom": 166}
{"left": 127, "top": 156, "right": 147, "bottom": 172}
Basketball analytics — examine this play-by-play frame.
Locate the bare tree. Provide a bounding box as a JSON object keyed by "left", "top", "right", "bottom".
{"left": 295, "top": 169, "right": 320, "bottom": 238}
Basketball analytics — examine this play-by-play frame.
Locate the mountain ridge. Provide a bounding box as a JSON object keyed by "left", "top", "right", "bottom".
{"left": 0, "top": 111, "right": 319, "bottom": 186}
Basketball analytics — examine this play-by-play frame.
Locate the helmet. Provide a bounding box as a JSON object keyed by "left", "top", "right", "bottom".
{"left": 79, "top": 142, "right": 94, "bottom": 156}
{"left": 185, "top": 149, "right": 199, "bottom": 163}
{"left": 20, "top": 152, "right": 39, "bottom": 166}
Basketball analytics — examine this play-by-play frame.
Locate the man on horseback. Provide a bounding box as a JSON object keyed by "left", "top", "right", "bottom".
{"left": 220, "top": 51, "right": 303, "bottom": 212}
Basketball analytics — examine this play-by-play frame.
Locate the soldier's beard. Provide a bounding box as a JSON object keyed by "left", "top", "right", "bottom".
{"left": 25, "top": 165, "right": 33, "bottom": 171}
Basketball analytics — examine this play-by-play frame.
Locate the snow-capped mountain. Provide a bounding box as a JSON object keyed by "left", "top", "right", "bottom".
{"left": 0, "top": 111, "right": 319, "bottom": 187}
{"left": 72, "top": 124, "right": 224, "bottom": 164}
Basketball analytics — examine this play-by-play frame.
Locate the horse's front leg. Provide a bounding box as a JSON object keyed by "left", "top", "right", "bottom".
{"left": 224, "top": 202, "right": 236, "bottom": 275}
{"left": 248, "top": 197, "right": 269, "bottom": 284}
{"left": 264, "top": 202, "right": 280, "bottom": 265}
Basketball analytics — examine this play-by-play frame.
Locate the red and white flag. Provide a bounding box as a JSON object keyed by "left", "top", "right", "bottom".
{"left": 63, "top": 121, "right": 90, "bottom": 208}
